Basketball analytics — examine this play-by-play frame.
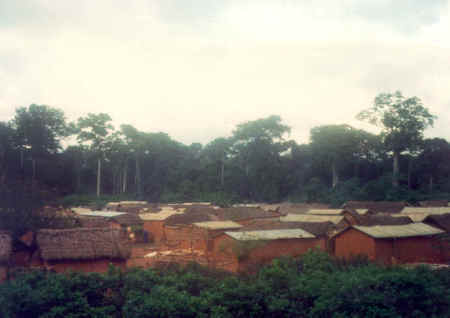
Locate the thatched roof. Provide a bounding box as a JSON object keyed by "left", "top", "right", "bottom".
{"left": 419, "top": 200, "right": 448, "bottom": 207}
{"left": 343, "top": 201, "right": 407, "bottom": 214}
{"left": 423, "top": 214, "right": 450, "bottom": 232}
{"left": 215, "top": 207, "right": 279, "bottom": 221}
{"left": 0, "top": 231, "right": 12, "bottom": 263}
{"left": 37, "top": 228, "right": 131, "bottom": 261}
{"left": 358, "top": 215, "right": 413, "bottom": 226}
{"left": 112, "top": 213, "right": 142, "bottom": 226}
{"left": 78, "top": 216, "right": 111, "bottom": 228}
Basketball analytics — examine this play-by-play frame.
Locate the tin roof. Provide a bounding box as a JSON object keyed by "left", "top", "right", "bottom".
{"left": 225, "top": 228, "right": 315, "bottom": 241}
{"left": 71, "top": 207, "right": 92, "bottom": 214}
{"left": 353, "top": 223, "right": 444, "bottom": 238}
{"left": 193, "top": 221, "right": 242, "bottom": 230}
{"left": 281, "top": 214, "right": 344, "bottom": 225}
{"left": 139, "top": 209, "right": 184, "bottom": 221}
{"left": 356, "top": 209, "right": 369, "bottom": 215}
{"left": 393, "top": 213, "right": 428, "bottom": 222}
{"left": 75, "top": 211, "right": 126, "bottom": 218}
{"left": 401, "top": 207, "right": 450, "bottom": 214}
{"left": 308, "top": 209, "right": 344, "bottom": 215}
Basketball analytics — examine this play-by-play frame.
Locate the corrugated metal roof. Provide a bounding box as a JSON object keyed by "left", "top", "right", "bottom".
{"left": 193, "top": 221, "right": 242, "bottom": 230}
{"left": 401, "top": 207, "right": 450, "bottom": 214}
{"left": 71, "top": 207, "right": 92, "bottom": 214}
{"left": 139, "top": 210, "right": 184, "bottom": 221}
{"left": 354, "top": 223, "right": 444, "bottom": 238}
{"left": 281, "top": 214, "right": 344, "bottom": 225}
{"left": 225, "top": 228, "right": 315, "bottom": 241}
{"left": 308, "top": 209, "right": 343, "bottom": 215}
{"left": 393, "top": 213, "right": 428, "bottom": 222}
{"left": 356, "top": 209, "right": 369, "bottom": 215}
{"left": 119, "top": 201, "right": 147, "bottom": 205}
{"left": 75, "top": 211, "right": 126, "bottom": 218}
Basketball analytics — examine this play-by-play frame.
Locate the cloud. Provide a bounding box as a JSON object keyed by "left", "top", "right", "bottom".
{"left": 0, "top": 1, "right": 449, "bottom": 145}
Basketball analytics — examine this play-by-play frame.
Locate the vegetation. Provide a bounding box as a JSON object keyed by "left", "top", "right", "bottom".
{"left": 0, "top": 92, "right": 448, "bottom": 208}
{"left": 0, "top": 250, "right": 449, "bottom": 317}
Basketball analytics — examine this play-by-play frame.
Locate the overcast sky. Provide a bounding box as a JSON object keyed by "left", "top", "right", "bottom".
{"left": 1, "top": 0, "right": 450, "bottom": 145}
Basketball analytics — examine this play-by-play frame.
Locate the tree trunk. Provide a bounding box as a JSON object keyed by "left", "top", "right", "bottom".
{"left": 392, "top": 151, "right": 400, "bottom": 187}
{"left": 332, "top": 160, "right": 339, "bottom": 188}
{"left": 407, "top": 157, "right": 412, "bottom": 190}
{"left": 429, "top": 175, "right": 433, "bottom": 194}
{"left": 122, "top": 162, "right": 127, "bottom": 193}
{"left": 96, "top": 158, "right": 101, "bottom": 197}
{"left": 135, "top": 155, "right": 141, "bottom": 197}
{"left": 220, "top": 160, "right": 225, "bottom": 188}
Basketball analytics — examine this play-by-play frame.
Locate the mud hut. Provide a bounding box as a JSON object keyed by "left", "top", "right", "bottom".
{"left": 334, "top": 223, "right": 445, "bottom": 265}
{"left": 211, "top": 228, "right": 324, "bottom": 273}
{"left": 139, "top": 208, "right": 185, "bottom": 243}
{"left": 37, "top": 228, "right": 131, "bottom": 273}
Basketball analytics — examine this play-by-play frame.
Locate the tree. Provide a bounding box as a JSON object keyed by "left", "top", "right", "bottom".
{"left": 202, "top": 138, "right": 232, "bottom": 189}
{"left": 76, "top": 113, "right": 114, "bottom": 197}
{"left": 357, "top": 91, "right": 436, "bottom": 187}
{"left": 230, "top": 115, "right": 291, "bottom": 201}
{"left": 310, "top": 124, "right": 360, "bottom": 188}
{"left": 417, "top": 138, "right": 450, "bottom": 193}
{"left": 12, "top": 104, "right": 69, "bottom": 183}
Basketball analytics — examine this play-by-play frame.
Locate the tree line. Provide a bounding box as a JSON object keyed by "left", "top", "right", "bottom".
{"left": 1, "top": 91, "right": 449, "bottom": 205}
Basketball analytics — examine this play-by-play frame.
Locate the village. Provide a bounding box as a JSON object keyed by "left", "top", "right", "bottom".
{"left": 1, "top": 200, "right": 449, "bottom": 280}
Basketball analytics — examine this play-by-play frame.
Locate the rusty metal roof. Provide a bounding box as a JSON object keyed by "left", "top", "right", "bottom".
{"left": 193, "top": 221, "right": 242, "bottom": 230}
{"left": 281, "top": 214, "right": 344, "bottom": 225}
{"left": 354, "top": 223, "right": 444, "bottom": 238}
{"left": 401, "top": 207, "right": 450, "bottom": 214}
{"left": 225, "top": 229, "right": 315, "bottom": 241}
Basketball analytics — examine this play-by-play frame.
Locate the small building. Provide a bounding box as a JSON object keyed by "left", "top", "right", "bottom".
{"left": 343, "top": 201, "right": 407, "bottom": 214}
{"left": 139, "top": 208, "right": 185, "bottom": 243}
{"left": 215, "top": 207, "right": 281, "bottom": 226}
{"left": 334, "top": 223, "right": 445, "bottom": 265}
{"left": 211, "top": 229, "right": 324, "bottom": 273}
{"left": 0, "top": 232, "right": 12, "bottom": 281}
{"left": 37, "top": 228, "right": 131, "bottom": 273}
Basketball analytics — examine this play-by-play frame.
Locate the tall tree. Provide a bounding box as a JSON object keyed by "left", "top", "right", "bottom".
{"left": 417, "top": 138, "right": 450, "bottom": 193}
{"left": 310, "top": 124, "right": 360, "bottom": 188}
{"left": 12, "top": 104, "right": 69, "bottom": 183}
{"left": 203, "top": 138, "right": 232, "bottom": 189}
{"left": 357, "top": 91, "right": 436, "bottom": 187}
{"left": 76, "top": 113, "right": 114, "bottom": 197}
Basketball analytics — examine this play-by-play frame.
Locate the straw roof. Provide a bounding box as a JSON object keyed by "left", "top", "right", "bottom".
{"left": 226, "top": 229, "right": 315, "bottom": 241}
{"left": 343, "top": 201, "right": 407, "bottom": 214}
{"left": 359, "top": 215, "right": 413, "bottom": 226}
{"left": 353, "top": 223, "right": 444, "bottom": 239}
{"left": 0, "top": 231, "right": 12, "bottom": 263}
{"left": 419, "top": 200, "right": 448, "bottom": 207}
{"left": 78, "top": 216, "right": 111, "bottom": 228}
{"left": 193, "top": 221, "right": 243, "bottom": 230}
{"left": 401, "top": 207, "right": 450, "bottom": 215}
{"left": 281, "top": 214, "right": 345, "bottom": 225}
{"left": 37, "top": 228, "right": 131, "bottom": 261}
{"left": 423, "top": 214, "right": 450, "bottom": 232}
{"left": 112, "top": 213, "right": 142, "bottom": 226}
{"left": 216, "top": 207, "right": 279, "bottom": 221}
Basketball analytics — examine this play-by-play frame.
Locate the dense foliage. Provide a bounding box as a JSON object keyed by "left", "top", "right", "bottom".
{"left": 1, "top": 92, "right": 449, "bottom": 207}
{"left": 0, "top": 251, "right": 449, "bottom": 317}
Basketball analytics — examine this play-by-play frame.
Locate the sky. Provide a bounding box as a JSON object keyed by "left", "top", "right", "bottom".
{"left": 1, "top": 0, "right": 450, "bottom": 145}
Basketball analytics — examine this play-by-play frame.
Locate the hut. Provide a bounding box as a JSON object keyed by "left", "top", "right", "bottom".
{"left": 343, "top": 201, "right": 407, "bottom": 214}
{"left": 0, "top": 232, "right": 12, "bottom": 281}
{"left": 211, "top": 228, "right": 324, "bottom": 273}
{"left": 139, "top": 208, "right": 185, "bottom": 243}
{"left": 215, "top": 207, "right": 281, "bottom": 226}
{"left": 37, "top": 228, "right": 131, "bottom": 273}
{"left": 334, "top": 223, "right": 445, "bottom": 265}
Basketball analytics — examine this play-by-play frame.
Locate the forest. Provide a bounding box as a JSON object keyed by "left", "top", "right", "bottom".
{"left": 0, "top": 91, "right": 449, "bottom": 207}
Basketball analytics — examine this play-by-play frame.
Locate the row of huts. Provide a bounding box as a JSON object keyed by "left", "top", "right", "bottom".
{"left": 0, "top": 200, "right": 449, "bottom": 279}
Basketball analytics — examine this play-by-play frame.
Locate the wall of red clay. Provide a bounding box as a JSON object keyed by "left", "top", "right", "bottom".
{"left": 143, "top": 220, "right": 165, "bottom": 243}
{"left": 209, "top": 234, "right": 239, "bottom": 272}
{"left": 387, "top": 236, "right": 444, "bottom": 264}
{"left": 164, "top": 225, "right": 208, "bottom": 250}
{"left": 239, "top": 238, "right": 325, "bottom": 272}
{"left": 335, "top": 228, "right": 376, "bottom": 260}
{"left": 374, "top": 239, "right": 393, "bottom": 264}
{"left": 47, "top": 259, "right": 126, "bottom": 273}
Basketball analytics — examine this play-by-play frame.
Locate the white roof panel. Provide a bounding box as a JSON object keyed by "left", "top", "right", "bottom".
{"left": 281, "top": 214, "right": 344, "bottom": 225}
{"left": 307, "top": 209, "right": 343, "bottom": 215}
{"left": 354, "top": 223, "right": 444, "bottom": 238}
{"left": 75, "top": 211, "right": 126, "bottom": 218}
{"left": 225, "top": 229, "right": 315, "bottom": 241}
{"left": 139, "top": 210, "right": 184, "bottom": 221}
{"left": 401, "top": 207, "right": 450, "bottom": 214}
{"left": 193, "top": 221, "right": 242, "bottom": 230}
